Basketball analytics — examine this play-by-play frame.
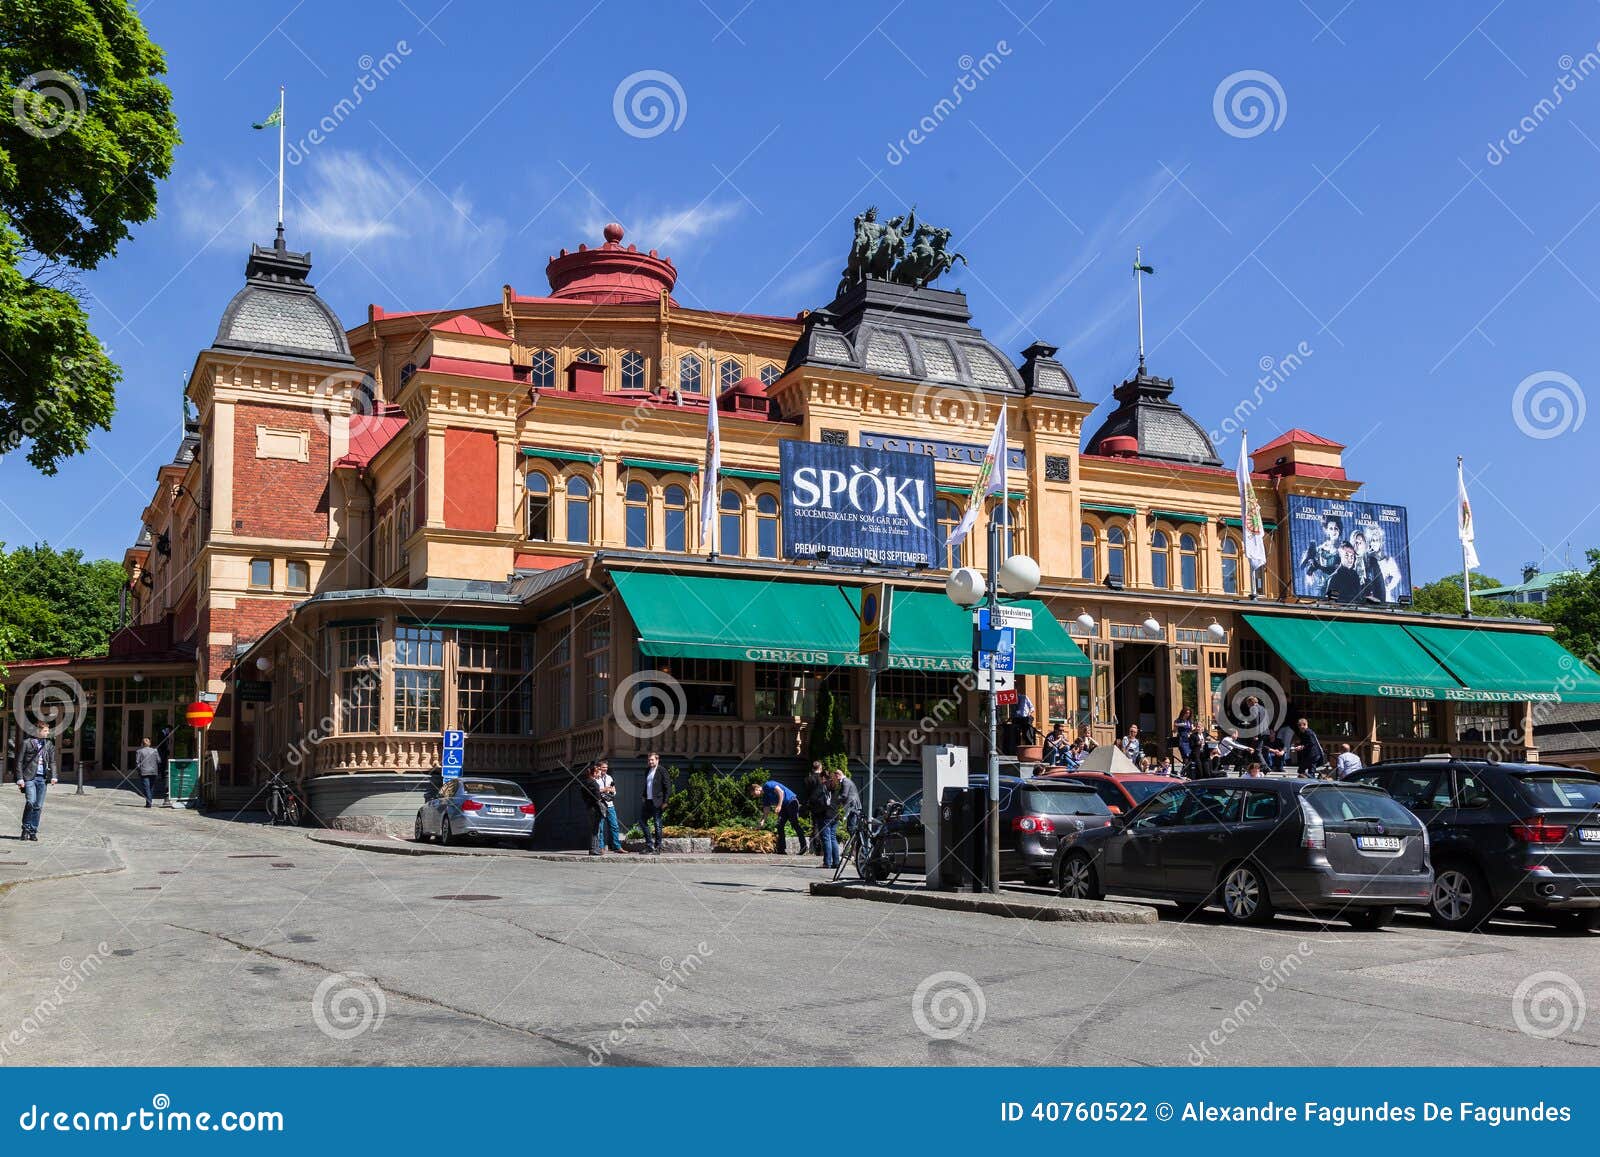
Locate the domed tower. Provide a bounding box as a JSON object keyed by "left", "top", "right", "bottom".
{"left": 544, "top": 222, "right": 677, "bottom": 305}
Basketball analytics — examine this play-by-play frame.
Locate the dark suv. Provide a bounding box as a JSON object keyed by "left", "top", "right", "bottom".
{"left": 1346, "top": 759, "right": 1600, "bottom": 932}
{"left": 890, "top": 777, "right": 1114, "bottom": 884}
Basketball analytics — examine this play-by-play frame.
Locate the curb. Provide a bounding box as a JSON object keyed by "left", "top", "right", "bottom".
{"left": 304, "top": 831, "right": 813, "bottom": 867}
{"left": 809, "top": 880, "right": 1159, "bottom": 924}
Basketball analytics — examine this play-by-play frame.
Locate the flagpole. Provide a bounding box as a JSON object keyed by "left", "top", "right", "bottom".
{"left": 1134, "top": 245, "right": 1146, "bottom": 374}
{"left": 276, "top": 84, "right": 285, "bottom": 245}
{"left": 1460, "top": 455, "right": 1472, "bottom": 619}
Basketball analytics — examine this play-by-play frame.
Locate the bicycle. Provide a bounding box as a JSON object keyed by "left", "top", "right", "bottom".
{"left": 266, "top": 771, "right": 302, "bottom": 826}
{"left": 832, "top": 800, "right": 908, "bottom": 886}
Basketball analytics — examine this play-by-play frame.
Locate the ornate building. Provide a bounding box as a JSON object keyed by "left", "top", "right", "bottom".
{"left": 6, "top": 217, "right": 1598, "bottom": 837}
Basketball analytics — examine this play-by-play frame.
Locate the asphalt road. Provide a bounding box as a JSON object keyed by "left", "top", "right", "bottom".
{"left": 1, "top": 788, "right": 1595, "bottom": 1067}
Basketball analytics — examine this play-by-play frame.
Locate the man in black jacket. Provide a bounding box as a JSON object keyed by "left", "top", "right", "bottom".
{"left": 17, "top": 722, "right": 59, "bottom": 841}
{"left": 639, "top": 751, "right": 670, "bottom": 854}
{"left": 579, "top": 763, "right": 607, "bottom": 856}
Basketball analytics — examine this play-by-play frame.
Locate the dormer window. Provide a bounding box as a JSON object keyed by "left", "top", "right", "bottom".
{"left": 530, "top": 349, "right": 555, "bottom": 390}
{"left": 759, "top": 363, "right": 781, "bottom": 386}
{"left": 719, "top": 358, "right": 742, "bottom": 391}
{"left": 621, "top": 350, "right": 646, "bottom": 390}
{"left": 678, "top": 354, "right": 702, "bottom": 394}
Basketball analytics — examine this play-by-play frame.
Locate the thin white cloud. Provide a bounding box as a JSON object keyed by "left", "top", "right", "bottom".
{"left": 577, "top": 199, "right": 743, "bottom": 257}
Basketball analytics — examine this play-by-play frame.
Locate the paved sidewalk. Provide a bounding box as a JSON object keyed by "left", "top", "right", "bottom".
{"left": 307, "top": 827, "right": 827, "bottom": 869}
{"left": 0, "top": 788, "right": 126, "bottom": 892}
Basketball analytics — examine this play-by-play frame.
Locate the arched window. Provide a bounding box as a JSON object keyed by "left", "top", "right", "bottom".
{"left": 1179, "top": 532, "right": 1200, "bottom": 591}
{"left": 1081, "top": 523, "right": 1097, "bottom": 581}
{"left": 1150, "top": 529, "right": 1171, "bottom": 589}
{"left": 1106, "top": 524, "right": 1127, "bottom": 584}
{"left": 565, "top": 475, "right": 592, "bottom": 544}
{"left": 530, "top": 349, "right": 555, "bottom": 390}
{"left": 525, "top": 470, "right": 551, "bottom": 541}
{"left": 755, "top": 493, "right": 780, "bottom": 558}
{"left": 719, "top": 358, "right": 742, "bottom": 392}
{"left": 621, "top": 350, "right": 646, "bottom": 390}
{"left": 397, "top": 503, "right": 410, "bottom": 566}
{"left": 759, "top": 363, "right": 781, "bottom": 386}
{"left": 678, "top": 353, "right": 702, "bottom": 394}
{"left": 719, "top": 489, "right": 744, "bottom": 556}
{"left": 937, "top": 498, "right": 964, "bottom": 567}
{"left": 664, "top": 484, "right": 689, "bottom": 552}
{"left": 625, "top": 480, "right": 650, "bottom": 548}
{"left": 576, "top": 348, "right": 602, "bottom": 365}
{"left": 1221, "top": 535, "right": 1241, "bottom": 595}
{"left": 988, "top": 504, "right": 1023, "bottom": 564}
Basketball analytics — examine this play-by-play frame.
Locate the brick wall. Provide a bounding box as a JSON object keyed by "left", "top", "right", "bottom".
{"left": 233, "top": 401, "right": 330, "bottom": 540}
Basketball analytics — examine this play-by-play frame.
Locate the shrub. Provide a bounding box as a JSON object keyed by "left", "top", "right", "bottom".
{"left": 663, "top": 766, "right": 770, "bottom": 830}
{"left": 711, "top": 826, "right": 775, "bottom": 853}
{"left": 807, "top": 689, "right": 850, "bottom": 774}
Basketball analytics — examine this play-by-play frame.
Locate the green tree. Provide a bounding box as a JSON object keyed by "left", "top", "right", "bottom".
{"left": 1538, "top": 549, "right": 1600, "bottom": 672}
{"left": 807, "top": 687, "right": 850, "bottom": 773}
{"left": 1, "top": 0, "right": 178, "bottom": 471}
{"left": 1409, "top": 571, "right": 1509, "bottom": 617}
{"left": 0, "top": 541, "right": 127, "bottom": 664}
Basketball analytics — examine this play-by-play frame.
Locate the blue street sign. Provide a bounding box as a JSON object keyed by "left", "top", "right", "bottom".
{"left": 976, "top": 649, "right": 1014, "bottom": 672}
{"left": 441, "top": 729, "right": 465, "bottom": 779}
{"left": 977, "top": 625, "right": 1015, "bottom": 654}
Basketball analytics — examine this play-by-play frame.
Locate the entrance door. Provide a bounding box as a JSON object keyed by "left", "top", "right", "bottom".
{"left": 101, "top": 709, "right": 124, "bottom": 773}
{"left": 123, "top": 707, "right": 147, "bottom": 777}
{"left": 1112, "top": 644, "right": 1166, "bottom": 744}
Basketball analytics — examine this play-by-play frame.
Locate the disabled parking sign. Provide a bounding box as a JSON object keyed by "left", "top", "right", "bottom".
{"left": 441, "top": 729, "right": 465, "bottom": 779}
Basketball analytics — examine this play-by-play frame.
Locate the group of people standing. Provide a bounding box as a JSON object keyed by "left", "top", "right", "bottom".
{"left": 751, "top": 761, "right": 861, "bottom": 867}
{"left": 579, "top": 752, "right": 670, "bottom": 855}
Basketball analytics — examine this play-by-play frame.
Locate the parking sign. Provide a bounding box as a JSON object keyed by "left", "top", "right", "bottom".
{"left": 441, "top": 729, "right": 465, "bottom": 779}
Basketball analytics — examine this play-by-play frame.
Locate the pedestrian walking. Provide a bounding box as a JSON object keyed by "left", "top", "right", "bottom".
{"left": 639, "top": 750, "right": 669, "bottom": 853}
{"left": 134, "top": 736, "right": 161, "bottom": 807}
{"left": 579, "top": 764, "right": 607, "bottom": 856}
{"left": 16, "top": 722, "right": 59, "bottom": 841}
{"left": 1173, "top": 705, "right": 1196, "bottom": 771}
{"left": 595, "top": 758, "right": 628, "bottom": 852}
{"left": 751, "top": 779, "right": 806, "bottom": 855}
{"left": 808, "top": 764, "right": 840, "bottom": 869}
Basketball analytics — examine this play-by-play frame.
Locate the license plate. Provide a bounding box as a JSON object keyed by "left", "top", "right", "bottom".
{"left": 1356, "top": 835, "right": 1400, "bottom": 851}
{"left": 1580, "top": 828, "right": 1600, "bottom": 843}
{"left": 488, "top": 806, "right": 516, "bottom": 816}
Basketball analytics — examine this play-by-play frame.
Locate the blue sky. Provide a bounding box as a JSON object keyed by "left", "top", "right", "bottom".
{"left": 4, "top": 0, "right": 1598, "bottom": 585}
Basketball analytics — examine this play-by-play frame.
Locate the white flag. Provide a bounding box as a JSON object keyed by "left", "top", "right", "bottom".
{"left": 1237, "top": 433, "right": 1267, "bottom": 572}
{"left": 947, "top": 407, "right": 1008, "bottom": 549}
{"left": 700, "top": 391, "right": 721, "bottom": 552}
{"left": 1457, "top": 459, "right": 1479, "bottom": 570}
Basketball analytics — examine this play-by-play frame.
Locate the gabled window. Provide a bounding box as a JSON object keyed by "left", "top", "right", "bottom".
{"left": 678, "top": 354, "right": 702, "bottom": 394}
{"left": 621, "top": 350, "right": 646, "bottom": 390}
{"left": 530, "top": 349, "right": 555, "bottom": 389}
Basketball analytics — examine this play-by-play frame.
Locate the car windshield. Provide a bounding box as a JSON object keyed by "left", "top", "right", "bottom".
{"left": 1122, "top": 779, "right": 1170, "bottom": 804}
{"left": 1514, "top": 774, "right": 1600, "bottom": 810}
{"left": 1302, "top": 786, "right": 1417, "bottom": 826}
{"left": 463, "top": 781, "right": 526, "bottom": 798}
{"left": 1023, "top": 788, "right": 1111, "bottom": 817}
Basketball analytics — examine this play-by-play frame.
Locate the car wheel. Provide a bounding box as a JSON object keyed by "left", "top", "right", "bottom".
{"left": 1542, "top": 909, "right": 1600, "bottom": 933}
{"left": 1056, "top": 852, "right": 1102, "bottom": 900}
{"left": 1429, "top": 862, "right": 1491, "bottom": 931}
{"left": 414, "top": 812, "right": 428, "bottom": 843}
{"left": 1220, "top": 863, "right": 1274, "bottom": 925}
{"left": 1346, "top": 905, "right": 1396, "bottom": 931}
{"left": 438, "top": 816, "right": 453, "bottom": 847}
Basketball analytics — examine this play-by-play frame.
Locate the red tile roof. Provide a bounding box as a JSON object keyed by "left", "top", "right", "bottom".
{"left": 1255, "top": 428, "right": 1344, "bottom": 453}
{"left": 431, "top": 314, "right": 509, "bottom": 340}
{"left": 337, "top": 404, "right": 408, "bottom": 469}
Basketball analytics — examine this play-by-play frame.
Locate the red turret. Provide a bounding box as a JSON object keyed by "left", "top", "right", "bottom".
{"left": 545, "top": 223, "right": 677, "bottom": 304}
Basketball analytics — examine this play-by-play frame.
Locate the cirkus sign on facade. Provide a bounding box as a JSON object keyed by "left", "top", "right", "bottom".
{"left": 185, "top": 701, "right": 217, "bottom": 729}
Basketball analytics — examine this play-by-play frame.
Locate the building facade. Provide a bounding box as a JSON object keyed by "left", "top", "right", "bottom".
{"left": 7, "top": 218, "right": 1600, "bottom": 834}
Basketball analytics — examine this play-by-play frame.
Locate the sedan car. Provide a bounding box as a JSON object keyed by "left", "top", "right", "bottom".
{"left": 1345, "top": 759, "right": 1600, "bottom": 932}
{"left": 1052, "top": 777, "right": 1433, "bottom": 928}
{"left": 890, "top": 777, "right": 1115, "bottom": 884}
{"left": 416, "top": 777, "right": 537, "bottom": 847}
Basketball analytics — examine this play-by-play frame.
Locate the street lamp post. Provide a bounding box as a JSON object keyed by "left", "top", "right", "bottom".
{"left": 946, "top": 509, "right": 1040, "bottom": 895}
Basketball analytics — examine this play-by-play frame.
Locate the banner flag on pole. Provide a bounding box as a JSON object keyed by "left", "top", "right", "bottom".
{"left": 1458, "top": 457, "right": 1480, "bottom": 571}
{"left": 700, "top": 389, "right": 722, "bottom": 553}
{"left": 1237, "top": 432, "right": 1267, "bottom": 573}
{"left": 947, "top": 406, "right": 1007, "bottom": 549}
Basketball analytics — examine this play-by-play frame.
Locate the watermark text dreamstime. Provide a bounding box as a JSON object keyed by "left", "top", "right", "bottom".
{"left": 588, "top": 942, "right": 714, "bottom": 1064}
{"left": 886, "top": 42, "right": 1013, "bottom": 165}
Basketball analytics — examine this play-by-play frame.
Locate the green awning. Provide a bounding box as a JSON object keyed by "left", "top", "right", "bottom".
{"left": 936, "top": 485, "right": 1027, "bottom": 500}
{"left": 1082, "top": 502, "right": 1136, "bottom": 516}
{"left": 722, "top": 467, "right": 780, "bottom": 481}
{"left": 400, "top": 618, "right": 510, "bottom": 633}
{"left": 1406, "top": 625, "right": 1600, "bottom": 704}
{"left": 1243, "top": 615, "right": 1466, "bottom": 699}
{"left": 611, "top": 571, "right": 1090, "bottom": 677}
{"left": 1151, "top": 509, "right": 1208, "bottom": 525}
{"left": 622, "top": 457, "right": 696, "bottom": 473}
{"left": 522, "top": 446, "right": 600, "bottom": 465}
{"left": 1222, "top": 515, "right": 1279, "bottom": 532}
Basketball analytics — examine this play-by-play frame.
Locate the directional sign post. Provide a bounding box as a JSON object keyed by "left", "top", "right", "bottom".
{"left": 441, "top": 729, "right": 465, "bottom": 781}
